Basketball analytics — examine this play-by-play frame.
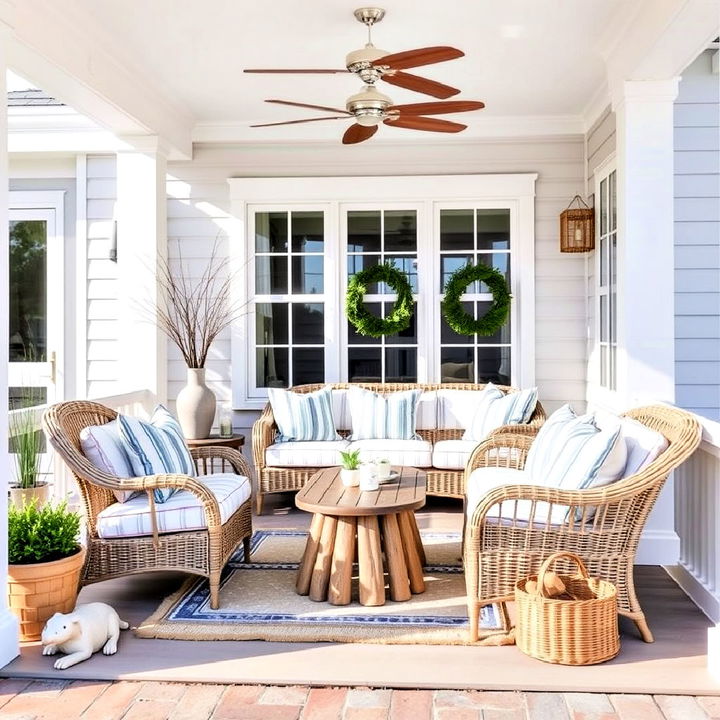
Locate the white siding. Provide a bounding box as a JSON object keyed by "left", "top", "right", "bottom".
{"left": 674, "top": 49, "right": 720, "bottom": 421}
{"left": 85, "top": 155, "right": 119, "bottom": 398}
{"left": 166, "top": 138, "right": 587, "bottom": 433}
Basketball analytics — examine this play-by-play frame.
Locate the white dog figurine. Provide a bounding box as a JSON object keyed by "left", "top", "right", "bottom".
{"left": 41, "top": 602, "right": 129, "bottom": 669}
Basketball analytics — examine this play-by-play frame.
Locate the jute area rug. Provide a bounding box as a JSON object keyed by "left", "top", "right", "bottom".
{"left": 137, "top": 530, "right": 512, "bottom": 646}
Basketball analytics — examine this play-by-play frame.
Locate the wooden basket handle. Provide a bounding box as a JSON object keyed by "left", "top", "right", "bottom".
{"left": 534, "top": 551, "right": 589, "bottom": 597}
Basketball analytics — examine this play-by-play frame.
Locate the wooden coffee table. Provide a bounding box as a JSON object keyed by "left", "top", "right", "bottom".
{"left": 295, "top": 466, "right": 427, "bottom": 607}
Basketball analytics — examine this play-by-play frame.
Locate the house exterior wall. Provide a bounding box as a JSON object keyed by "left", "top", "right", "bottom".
{"left": 165, "top": 138, "right": 587, "bottom": 435}
{"left": 674, "top": 49, "right": 720, "bottom": 422}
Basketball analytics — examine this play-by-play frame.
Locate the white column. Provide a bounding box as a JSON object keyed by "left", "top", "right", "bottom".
{"left": 115, "top": 138, "right": 168, "bottom": 404}
{"left": 0, "top": 19, "right": 21, "bottom": 667}
{"left": 614, "top": 79, "right": 680, "bottom": 565}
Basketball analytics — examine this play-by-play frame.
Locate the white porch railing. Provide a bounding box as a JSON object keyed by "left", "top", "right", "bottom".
{"left": 8, "top": 389, "right": 156, "bottom": 502}
{"left": 668, "top": 413, "right": 720, "bottom": 622}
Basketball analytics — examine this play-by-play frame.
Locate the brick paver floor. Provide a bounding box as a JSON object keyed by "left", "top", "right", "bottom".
{"left": 0, "top": 678, "right": 718, "bottom": 720}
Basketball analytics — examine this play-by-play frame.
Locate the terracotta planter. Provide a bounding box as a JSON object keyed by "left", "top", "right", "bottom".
{"left": 8, "top": 483, "right": 51, "bottom": 510}
{"left": 8, "top": 547, "right": 86, "bottom": 642}
{"left": 176, "top": 367, "right": 216, "bottom": 440}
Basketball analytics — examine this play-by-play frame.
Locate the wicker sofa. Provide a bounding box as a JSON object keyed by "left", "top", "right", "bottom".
{"left": 252, "top": 382, "right": 546, "bottom": 514}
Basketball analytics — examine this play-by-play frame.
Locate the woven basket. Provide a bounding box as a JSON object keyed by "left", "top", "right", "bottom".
{"left": 515, "top": 551, "right": 619, "bottom": 665}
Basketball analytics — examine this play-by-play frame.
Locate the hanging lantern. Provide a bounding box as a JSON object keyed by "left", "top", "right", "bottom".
{"left": 560, "top": 195, "right": 594, "bottom": 253}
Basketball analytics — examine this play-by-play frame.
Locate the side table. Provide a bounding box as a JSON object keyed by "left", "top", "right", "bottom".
{"left": 185, "top": 434, "right": 245, "bottom": 453}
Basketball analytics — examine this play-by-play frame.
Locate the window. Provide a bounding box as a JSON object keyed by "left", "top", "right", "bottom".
{"left": 230, "top": 175, "right": 536, "bottom": 408}
{"left": 596, "top": 168, "right": 617, "bottom": 391}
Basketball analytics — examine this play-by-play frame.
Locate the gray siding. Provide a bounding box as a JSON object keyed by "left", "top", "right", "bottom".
{"left": 674, "top": 49, "right": 720, "bottom": 421}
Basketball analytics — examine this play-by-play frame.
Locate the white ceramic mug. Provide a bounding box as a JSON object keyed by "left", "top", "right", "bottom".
{"left": 359, "top": 463, "right": 379, "bottom": 491}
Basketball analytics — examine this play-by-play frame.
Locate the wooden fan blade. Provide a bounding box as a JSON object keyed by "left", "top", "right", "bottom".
{"left": 244, "top": 69, "right": 348, "bottom": 74}
{"left": 373, "top": 46, "right": 464, "bottom": 71}
{"left": 266, "top": 99, "right": 351, "bottom": 115}
{"left": 381, "top": 71, "right": 459, "bottom": 99}
{"left": 389, "top": 100, "right": 485, "bottom": 116}
{"left": 251, "top": 116, "right": 349, "bottom": 128}
{"left": 342, "top": 124, "right": 378, "bottom": 145}
{"left": 385, "top": 116, "right": 466, "bottom": 133}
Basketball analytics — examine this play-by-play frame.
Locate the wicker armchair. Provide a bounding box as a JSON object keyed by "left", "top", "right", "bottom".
{"left": 252, "top": 382, "right": 546, "bottom": 514}
{"left": 42, "top": 401, "right": 253, "bottom": 609}
{"left": 463, "top": 405, "right": 701, "bottom": 643}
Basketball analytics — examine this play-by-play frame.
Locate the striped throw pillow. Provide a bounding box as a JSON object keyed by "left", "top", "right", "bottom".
{"left": 117, "top": 406, "right": 196, "bottom": 503}
{"left": 524, "top": 404, "right": 621, "bottom": 491}
{"left": 347, "top": 386, "right": 422, "bottom": 441}
{"left": 462, "top": 383, "right": 538, "bottom": 441}
{"left": 267, "top": 386, "right": 340, "bottom": 443}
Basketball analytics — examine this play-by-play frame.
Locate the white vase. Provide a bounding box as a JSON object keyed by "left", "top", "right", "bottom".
{"left": 176, "top": 367, "right": 216, "bottom": 440}
{"left": 340, "top": 469, "right": 360, "bottom": 487}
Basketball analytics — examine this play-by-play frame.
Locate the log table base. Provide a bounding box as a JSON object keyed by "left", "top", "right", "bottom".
{"left": 296, "top": 510, "right": 426, "bottom": 606}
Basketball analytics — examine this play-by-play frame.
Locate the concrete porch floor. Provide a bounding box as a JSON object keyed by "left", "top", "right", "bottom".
{"left": 1, "top": 496, "right": 718, "bottom": 697}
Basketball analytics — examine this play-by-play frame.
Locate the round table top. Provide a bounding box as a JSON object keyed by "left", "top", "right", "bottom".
{"left": 184, "top": 434, "right": 245, "bottom": 448}
{"left": 295, "top": 466, "right": 427, "bottom": 517}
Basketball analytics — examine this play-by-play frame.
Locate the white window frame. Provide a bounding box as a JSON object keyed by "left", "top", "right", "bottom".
{"left": 229, "top": 174, "right": 537, "bottom": 410}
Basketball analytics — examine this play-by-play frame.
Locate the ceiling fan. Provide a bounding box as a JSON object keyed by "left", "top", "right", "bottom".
{"left": 244, "top": 7, "right": 466, "bottom": 100}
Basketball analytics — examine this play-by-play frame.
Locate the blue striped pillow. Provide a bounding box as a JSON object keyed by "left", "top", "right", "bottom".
{"left": 347, "top": 387, "right": 421, "bottom": 441}
{"left": 267, "top": 386, "right": 340, "bottom": 443}
{"left": 462, "top": 383, "right": 538, "bottom": 441}
{"left": 117, "top": 405, "right": 196, "bottom": 503}
{"left": 524, "top": 404, "right": 621, "bottom": 491}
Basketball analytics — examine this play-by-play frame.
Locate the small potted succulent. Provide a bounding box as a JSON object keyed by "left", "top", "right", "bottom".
{"left": 7, "top": 501, "right": 85, "bottom": 641}
{"left": 339, "top": 449, "right": 361, "bottom": 487}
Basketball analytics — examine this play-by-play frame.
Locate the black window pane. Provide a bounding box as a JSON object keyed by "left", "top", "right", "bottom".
{"left": 476, "top": 300, "right": 511, "bottom": 344}
{"left": 440, "top": 300, "right": 474, "bottom": 344}
{"left": 348, "top": 347, "right": 382, "bottom": 383}
{"left": 385, "top": 348, "right": 417, "bottom": 383}
{"left": 347, "top": 254, "right": 380, "bottom": 294}
{"left": 293, "top": 348, "right": 325, "bottom": 385}
{"left": 10, "top": 220, "right": 47, "bottom": 362}
{"left": 477, "top": 209, "right": 510, "bottom": 250}
{"left": 477, "top": 346, "right": 511, "bottom": 386}
{"left": 477, "top": 253, "right": 510, "bottom": 292}
{"left": 384, "top": 211, "right": 417, "bottom": 252}
{"left": 292, "top": 303, "right": 324, "bottom": 344}
{"left": 255, "top": 212, "right": 287, "bottom": 252}
{"left": 347, "top": 211, "right": 381, "bottom": 253}
{"left": 256, "top": 347, "right": 288, "bottom": 388}
{"left": 255, "top": 256, "right": 288, "bottom": 294}
{"left": 291, "top": 255, "right": 324, "bottom": 294}
{"left": 440, "top": 255, "right": 472, "bottom": 290}
{"left": 256, "top": 303, "right": 288, "bottom": 345}
{"left": 384, "top": 301, "right": 416, "bottom": 344}
{"left": 440, "top": 209, "right": 473, "bottom": 251}
{"left": 440, "top": 347, "right": 475, "bottom": 383}
{"left": 386, "top": 256, "right": 417, "bottom": 293}
{"left": 347, "top": 302, "right": 381, "bottom": 345}
{"left": 291, "top": 211, "right": 324, "bottom": 252}
{"left": 9, "top": 386, "right": 47, "bottom": 410}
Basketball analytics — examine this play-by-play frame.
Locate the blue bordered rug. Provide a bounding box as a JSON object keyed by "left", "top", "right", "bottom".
{"left": 137, "top": 529, "right": 511, "bottom": 645}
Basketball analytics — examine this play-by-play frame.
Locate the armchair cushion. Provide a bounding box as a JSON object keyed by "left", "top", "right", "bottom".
{"left": 265, "top": 440, "right": 350, "bottom": 467}
{"left": 268, "top": 385, "right": 340, "bottom": 442}
{"left": 466, "top": 467, "right": 538, "bottom": 521}
{"left": 117, "top": 406, "right": 195, "bottom": 503}
{"left": 462, "top": 383, "right": 538, "bottom": 441}
{"left": 96, "top": 472, "right": 251, "bottom": 539}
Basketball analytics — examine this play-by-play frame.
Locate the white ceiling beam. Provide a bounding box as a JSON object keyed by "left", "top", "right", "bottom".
{"left": 1, "top": 0, "right": 194, "bottom": 159}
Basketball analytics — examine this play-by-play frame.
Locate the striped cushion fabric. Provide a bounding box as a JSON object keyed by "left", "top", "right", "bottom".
{"left": 267, "top": 386, "right": 340, "bottom": 442}
{"left": 117, "top": 406, "right": 195, "bottom": 503}
{"left": 462, "top": 383, "right": 538, "bottom": 441}
{"left": 80, "top": 420, "right": 138, "bottom": 503}
{"left": 347, "top": 386, "right": 422, "bottom": 441}
{"left": 525, "top": 404, "right": 621, "bottom": 490}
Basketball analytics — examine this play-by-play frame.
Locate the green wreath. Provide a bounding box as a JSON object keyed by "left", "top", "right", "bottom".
{"left": 346, "top": 263, "right": 414, "bottom": 338}
{"left": 442, "top": 263, "right": 511, "bottom": 336}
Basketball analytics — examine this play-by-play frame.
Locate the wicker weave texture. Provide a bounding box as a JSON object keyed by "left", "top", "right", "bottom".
{"left": 252, "top": 382, "right": 546, "bottom": 514}
{"left": 463, "top": 404, "right": 702, "bottom": 644}
{"left": 42, "top": 401, "right": 254, "bottom": 610}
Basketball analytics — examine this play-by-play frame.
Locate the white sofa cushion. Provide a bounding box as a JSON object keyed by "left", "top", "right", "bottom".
{"left": 347, "top": 386, "right": 422, "bottom": 440}
{"left": 348, "top": 439, "right": 433, "bottom": 468}
{"left": 268, "top": 385, "right": 340, "bottom": 442}
{"left": 463, "top": 384, "right": 538, "bottom": 441}
{"left": 416, "top": 391, "right": 437, "bottom": 431}
{"left": 80, "top": 420, "right": 137, "bottom": 503}
{"left": 432, "top": 440, "right": 480, "bottom": 470}
{"left": 96, "top": 472, "right": 251, "bottom": 539}
{"left": 437, "top": 388, "right": 492, "bottom": 430}
{"left": 265, "top": 440, "right": 350, "bottom": 467}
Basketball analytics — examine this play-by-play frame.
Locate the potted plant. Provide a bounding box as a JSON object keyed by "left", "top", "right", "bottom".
{"left": 7, "top": 501, "right": 85, "bottom": 642}
{"left": 339, "top": 449, "right": 361, "bottom": 487}
{"left": 8, "top": 406, "right": 49, "bottom": 508}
